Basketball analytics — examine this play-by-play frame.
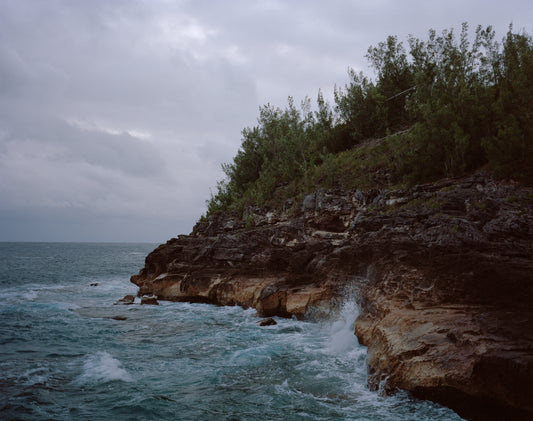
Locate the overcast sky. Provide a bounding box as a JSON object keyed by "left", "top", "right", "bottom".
{"left": 1, "top": 0, "right": 531, "bottom": 243}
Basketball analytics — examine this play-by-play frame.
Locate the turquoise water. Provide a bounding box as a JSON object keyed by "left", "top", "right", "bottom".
{"left": 0, "top": 243, "right": 464, "bottom": 420}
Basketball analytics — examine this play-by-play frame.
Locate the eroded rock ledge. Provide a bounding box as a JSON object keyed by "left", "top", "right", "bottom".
{"left": 131, "top": 174, "right": 533, "bottom": 420}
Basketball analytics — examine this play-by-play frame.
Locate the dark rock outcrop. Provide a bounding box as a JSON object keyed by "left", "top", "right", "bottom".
{"left": 114, "top": 294, "right": 135, "bottom": 305}
{"left": 140, "top": 296, "right": 159, "bottom": 305}
{"left": 258, "top": 318, "right": 277, "bottom": 326}
{"left": 131, "top": 174, "right": 533, "bottom": 420}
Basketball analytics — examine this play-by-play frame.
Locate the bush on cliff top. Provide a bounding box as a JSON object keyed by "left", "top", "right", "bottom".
{"left": 205, "top": 24, "right": 533, "bottom": 218}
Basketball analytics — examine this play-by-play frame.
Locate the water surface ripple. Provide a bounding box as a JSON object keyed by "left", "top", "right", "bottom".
{"left": 0, "top": 243, "right": 464, "bottom": 420}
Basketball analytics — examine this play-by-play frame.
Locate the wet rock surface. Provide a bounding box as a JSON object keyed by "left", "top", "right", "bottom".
{"left": 131, "top": 173, "right": 533, "bottom": 420}
{"left": 140, "top": 296, "right": 159, "bottom": 305}
{"left": 258, "top": 318, "right": 277, "bottom": 326}
{"left": 114, "top": 294, "right": 135, "bottom": 305}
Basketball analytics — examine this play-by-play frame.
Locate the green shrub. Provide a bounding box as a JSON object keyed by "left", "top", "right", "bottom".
{"left": 203, "top": 23, "right": 533, "bottom": 221}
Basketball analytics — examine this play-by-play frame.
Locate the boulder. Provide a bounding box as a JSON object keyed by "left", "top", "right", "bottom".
{"left": 141, "top": 296, "right": 159, "bottom": 305}
{"left": 114, "top": 294, "right": 135, "bottom": 305}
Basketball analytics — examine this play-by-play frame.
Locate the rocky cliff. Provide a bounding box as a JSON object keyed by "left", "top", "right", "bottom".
{"left": 131, "top": 174, "right": 533, "bottom": 420}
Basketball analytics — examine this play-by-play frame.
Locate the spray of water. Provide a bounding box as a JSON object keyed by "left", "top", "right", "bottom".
{"left": 76, "top": 351, "right": 133, "bottom": 384}
{"left": 325, "top": 299, "right": 360, "bottom": 355}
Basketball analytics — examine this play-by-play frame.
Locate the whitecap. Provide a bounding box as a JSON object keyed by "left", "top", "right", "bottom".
{"left": 0, "top": 288, "right": 38, "bottom": 303}
{"left": 76, "top": 351, "right": 133, "bottom": 384}
{"left": 22, "top": 291, "right": 39, "bottom": 301}
{"left": 20, "top": 367, "right": 49, "bottom": 386}
{"left": 229, "top": 346, "right": 272, "bottom": 365}
{"left": 275, "top": 379, "right": 291, "bottom": 394}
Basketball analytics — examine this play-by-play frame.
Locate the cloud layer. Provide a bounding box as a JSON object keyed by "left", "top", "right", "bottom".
{"left": 1, "top": 0, "right": 531, "bottom": 242}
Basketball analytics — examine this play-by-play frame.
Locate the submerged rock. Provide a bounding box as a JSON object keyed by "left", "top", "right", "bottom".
{"left": 130, "top": 173, "right": 533, "bottom": 419}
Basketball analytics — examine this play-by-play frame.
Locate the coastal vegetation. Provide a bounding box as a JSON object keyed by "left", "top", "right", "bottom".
{"left": 206, "top": 24, "right": 533, "bottom": 217}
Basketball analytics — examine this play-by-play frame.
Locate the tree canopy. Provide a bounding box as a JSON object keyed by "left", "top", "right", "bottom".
{"left": 205, "top": 24, "right": 533, "bottom": 217}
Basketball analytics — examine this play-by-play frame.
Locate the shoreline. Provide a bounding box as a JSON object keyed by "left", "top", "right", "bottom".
{"left": 131, "top": 174, "right": 533, "bottom": 420}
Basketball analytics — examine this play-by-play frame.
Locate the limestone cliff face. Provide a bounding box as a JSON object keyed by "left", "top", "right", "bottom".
{"left": 131, "top": 174, "right": 533, "bottom": 420}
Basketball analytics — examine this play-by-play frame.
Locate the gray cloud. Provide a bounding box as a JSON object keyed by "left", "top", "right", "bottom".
{"left": 0, "top": 0, "right": 532, "bottom": 242}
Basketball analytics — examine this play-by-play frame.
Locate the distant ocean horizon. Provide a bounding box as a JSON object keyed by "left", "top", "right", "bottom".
{"left": 0, "top": 242, "right": 464, "bottom": 420}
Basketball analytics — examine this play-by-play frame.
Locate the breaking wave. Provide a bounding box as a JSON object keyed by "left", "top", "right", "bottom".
{"left": 76, "top": 351, "right": 133, "bottom": 384}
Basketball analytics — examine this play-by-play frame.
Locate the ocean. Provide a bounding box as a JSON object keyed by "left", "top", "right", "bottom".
{"left": 0, "top": 242, "right": 464, "bottom": 420}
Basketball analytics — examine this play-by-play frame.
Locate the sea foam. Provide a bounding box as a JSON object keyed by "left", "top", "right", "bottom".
{"left": 76, "top": 351, "right": 132, "bottom": 384}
